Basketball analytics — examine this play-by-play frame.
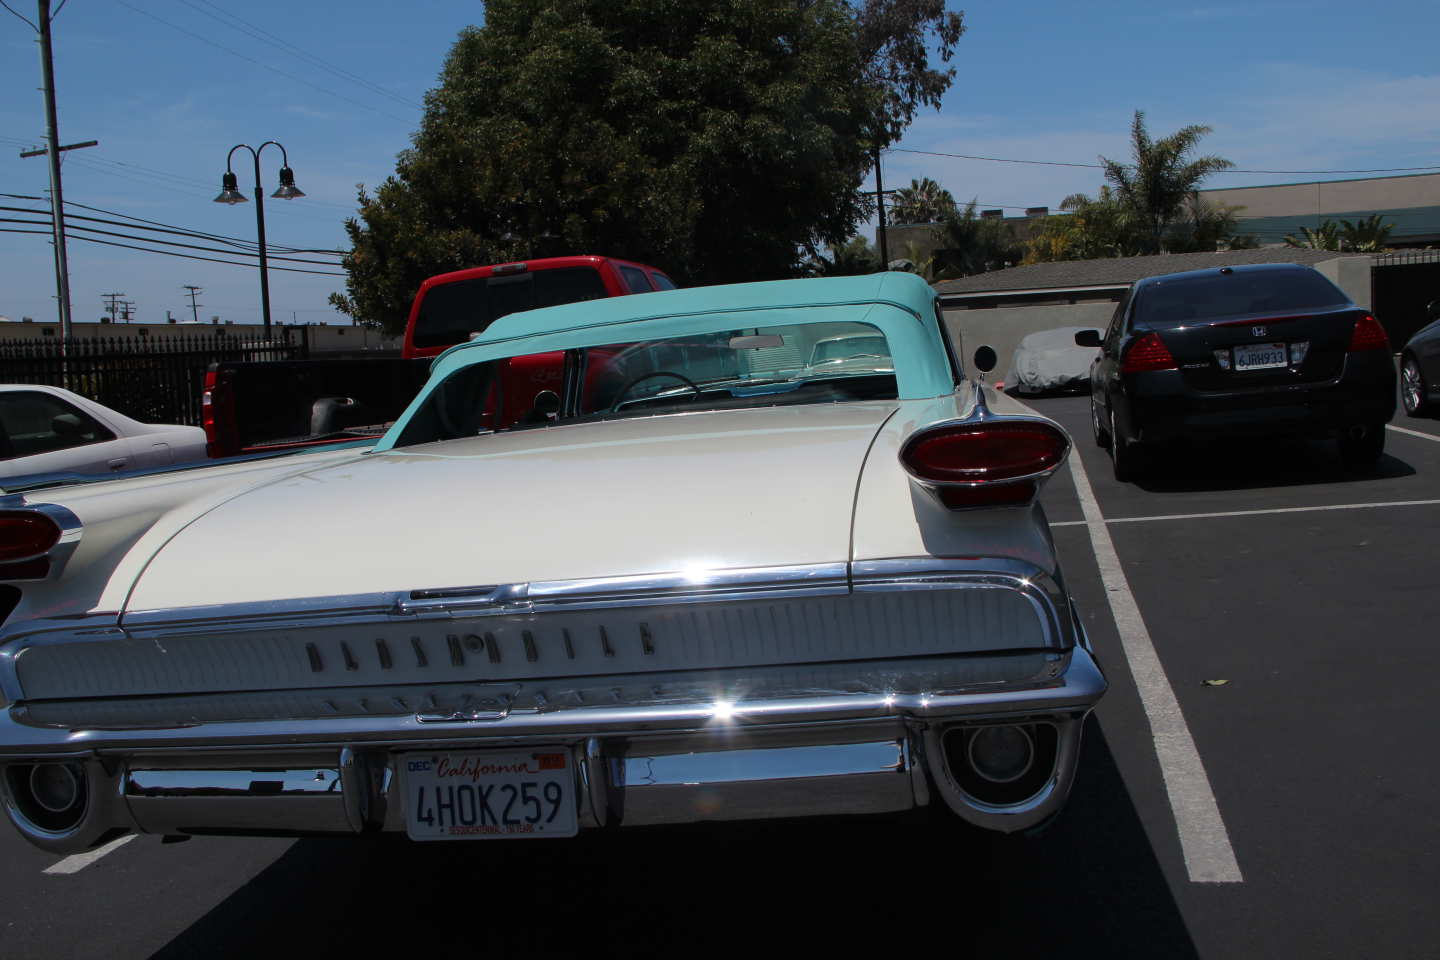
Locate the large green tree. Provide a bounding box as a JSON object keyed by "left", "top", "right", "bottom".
{"left": 332, "top": 0, "right": 966, "bottom": 332}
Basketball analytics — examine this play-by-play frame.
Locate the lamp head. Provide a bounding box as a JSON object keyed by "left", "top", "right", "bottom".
{"left": 271, "top": 166, "right": 305, "bottom": 200}
{"left": 213, "top": 171, "right": 247, "bottom": 204}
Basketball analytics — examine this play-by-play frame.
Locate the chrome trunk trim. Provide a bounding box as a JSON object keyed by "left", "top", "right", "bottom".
{"left": 0, "top": 647, "right": 1104, "bottom": 753}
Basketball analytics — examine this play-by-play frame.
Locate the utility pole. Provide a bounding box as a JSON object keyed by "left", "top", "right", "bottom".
{"left": 183, "top": 285, "right": 203, "bottom": 324}
{"left": 874, "top": 143, "right": 889, "bottom": 268}
{"left": 101, "top": 292, "right": 124, "bottom": 323}
{"left": 6, "top": 0, "right": 98, "bottom": 339}
{"left": 119, "top": 298, "right": 134, "bottom": 323}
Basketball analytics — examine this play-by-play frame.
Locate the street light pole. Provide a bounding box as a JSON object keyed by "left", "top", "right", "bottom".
{"left": 214, "top": 141, "right": 304, "bottom": 336}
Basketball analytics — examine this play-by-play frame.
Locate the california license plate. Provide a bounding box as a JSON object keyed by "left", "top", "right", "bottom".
{"left": 403, "top": 750, "right": 579, "bottom": 841}
{"left": 1233, "top": 342, "right": 1287, "bottom": 370}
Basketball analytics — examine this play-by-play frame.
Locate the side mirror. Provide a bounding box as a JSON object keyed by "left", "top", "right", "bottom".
{"left": 532, "top": 390, "right": 561, "bottom": 417}
{"left": 972, "top": 345, "right": 997, "bottom": 374}
{"left": 1074, "top": 329, "right": 1103, "bottom": 348}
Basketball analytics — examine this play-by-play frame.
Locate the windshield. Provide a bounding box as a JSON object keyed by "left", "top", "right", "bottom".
{"left": 808, "top": 335, "right": 892, "bottom": 366}
{"left": 394, "top": 321, "right": 895, "bottom": 447}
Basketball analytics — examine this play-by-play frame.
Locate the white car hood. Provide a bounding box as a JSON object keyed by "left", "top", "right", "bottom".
{"left": 124, "top": 403, "right": 897, "bottom": 613}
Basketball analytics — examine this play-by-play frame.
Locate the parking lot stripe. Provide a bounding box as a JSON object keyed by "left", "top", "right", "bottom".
{"left": 1049, "top": 498, "right": 1440, "bottom": 528}
{"left": 1067, "top": 450, "right": 1244, "bottom": 884}
{"left": 1387, "top": 423, "right": 1440, "bottom": 442}
{"left": 42, "top": 833, "right": 135, "bottom": 875}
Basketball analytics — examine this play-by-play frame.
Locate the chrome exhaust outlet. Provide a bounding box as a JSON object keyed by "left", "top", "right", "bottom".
{"left": 0, "top": 758, "right": 128, "bottom": 854}
{"left": 923, "top": 714, "right": 1085, "bottom": 833}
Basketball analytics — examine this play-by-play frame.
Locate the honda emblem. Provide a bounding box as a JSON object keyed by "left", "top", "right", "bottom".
{"left": 1252, "top": 325, "right": 1267, "bottom": 337}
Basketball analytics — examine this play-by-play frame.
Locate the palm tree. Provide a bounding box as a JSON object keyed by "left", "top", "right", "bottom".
{"left": 1284, "top": 222, "right": 1342, "bottom": 250}
{"left": 1100, "top": 111, "right": 1234, "bottom": 254}
{"left": 1339, "top": 214, "right": 1394, "bottom": 252}
{"left": 888, "top": 177, "right": 958, "bottom": 224}
{"left": 930, "top": 201, "right": 1024, "bottom": 278}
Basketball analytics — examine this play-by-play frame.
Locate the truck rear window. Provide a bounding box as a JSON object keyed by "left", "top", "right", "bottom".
{"left": 413, "top": 267, "right": 609, "bottom": 349}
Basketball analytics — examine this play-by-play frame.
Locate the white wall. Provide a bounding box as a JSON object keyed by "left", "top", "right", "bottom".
{"left": 943, "top": 301, "right": 1116, "bottom": 383}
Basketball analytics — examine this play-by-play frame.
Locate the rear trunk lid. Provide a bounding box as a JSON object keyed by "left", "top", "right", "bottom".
{"left": 122, "top": 403, "right": 897, "bottom": 613}
{"left": 1148, "top": 306, "right": 1365, "bottom": 393}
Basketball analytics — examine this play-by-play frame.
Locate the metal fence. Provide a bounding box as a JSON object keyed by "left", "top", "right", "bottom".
{"left": 0, "top": 330, "right": 308, "bottom": 426}
{"left": 1373, "top": 250, "right": 1440, "bottom": 268}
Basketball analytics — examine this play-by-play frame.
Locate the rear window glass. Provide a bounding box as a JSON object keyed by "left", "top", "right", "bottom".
{"left": 1136, "top": 269, "right": 1349, "bottom": 327}
{"left": 618, "top": 266, "right": 653, "bottom": 293}
{"left": 412, "top": 267, "right": 609, "bottom": 348}
{"left": 394, "top": 321, "right": 896, "bottom": 447}
{"left": 651, "top": 273, "right": 677, "bottom": 290}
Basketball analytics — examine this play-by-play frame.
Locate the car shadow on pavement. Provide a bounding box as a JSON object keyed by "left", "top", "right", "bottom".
{"left": 1130, "top": 436, "right": 1415, "bottom": 494}
{"left": 148, "top": 720, "right": 1196, "bottom": 959}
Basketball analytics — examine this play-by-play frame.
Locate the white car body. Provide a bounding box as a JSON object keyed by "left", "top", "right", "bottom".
{"left": 0, "top": 274, "right": 1104, "bottom": 853}
{"left": 0, "top": 385, "right": 207, "bottom": 483}
{"left": 1007, "top": 326, "right": 1101, "bottom": 394}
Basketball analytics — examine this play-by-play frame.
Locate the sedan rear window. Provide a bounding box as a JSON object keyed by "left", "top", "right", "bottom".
{"left": 1136, "top": 269, "right": 1350, "bottom": 328}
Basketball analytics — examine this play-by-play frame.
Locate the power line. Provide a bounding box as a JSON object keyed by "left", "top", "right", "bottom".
{"left": 1, "top": 202, "right": 346, "bottom": 257}
{"left": 0, "top": 227, "right": 346, "bottom": 276}
{"left": 114, "top": 1, "right": 412, "bottom": 124}
{"left": 886, "top": 147, "right": 1440, "bottom": 176}
{"left": 0, "top": 212, "right": 344, "bottom": 265}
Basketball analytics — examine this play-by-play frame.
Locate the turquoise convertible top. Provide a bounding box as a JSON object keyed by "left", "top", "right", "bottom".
{"left": 467, "top": 272, "right": 932, "bottom": 347}
{"left": 377, "top": 273, "right": 955, "bottom": 450}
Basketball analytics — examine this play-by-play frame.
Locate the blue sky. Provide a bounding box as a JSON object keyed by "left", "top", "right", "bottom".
{"left": 2, "top": 0, "right": 1437, "bottom": 326}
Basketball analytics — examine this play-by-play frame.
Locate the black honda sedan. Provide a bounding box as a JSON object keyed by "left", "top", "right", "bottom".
{"left": 1076, "top": 263, "right": 1396, "bottom": 481}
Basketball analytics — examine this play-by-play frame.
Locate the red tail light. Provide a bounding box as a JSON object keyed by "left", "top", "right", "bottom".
{"left": 1348, "top": 314, "right": 1390, "bottom": 352}
{"left": 902, "top": 421, "right": 1068, "bottom": 487}
{"left": 0, "top": 512, "right": 61, "bottom": 563}
{"left": 201, "top": 369, "right": 217, "bottom": 436}
{"left": 201, "top": 368, "right": 239, "bottom": 458}
{"left": 1120, "top": 332, "right": 1178, "bottom": 373}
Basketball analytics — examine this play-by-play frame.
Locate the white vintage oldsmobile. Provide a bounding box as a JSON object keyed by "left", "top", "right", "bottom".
{"left": 0, "top": 272, "right": 1104, "bottom": 852}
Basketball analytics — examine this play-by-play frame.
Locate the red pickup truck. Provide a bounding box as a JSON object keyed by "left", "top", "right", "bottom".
{"left": 203, "top": 256, "right": 676, "bottom": 456}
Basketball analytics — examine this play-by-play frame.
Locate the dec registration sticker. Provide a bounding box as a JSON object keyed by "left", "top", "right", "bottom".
{"left": 403, "top": 750, "right": 579, "bottom": 841}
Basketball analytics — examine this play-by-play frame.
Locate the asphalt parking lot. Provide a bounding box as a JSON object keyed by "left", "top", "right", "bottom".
{"left": 1, "top": 398, "right": 1437, "bottom": 959}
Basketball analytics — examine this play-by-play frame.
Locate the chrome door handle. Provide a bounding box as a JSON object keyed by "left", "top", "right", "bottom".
{"left": 108, "top": 458, "right": 127, "bottom": 470}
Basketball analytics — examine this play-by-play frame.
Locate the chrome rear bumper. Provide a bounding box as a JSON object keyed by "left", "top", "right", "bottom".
{"left": 0, "top": 646, "right": 1104, "bottom": 853}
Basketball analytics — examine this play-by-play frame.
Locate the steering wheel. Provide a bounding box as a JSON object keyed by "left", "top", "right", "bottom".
{"left": 610, "top": 371, "right": 702, "bottom": 412}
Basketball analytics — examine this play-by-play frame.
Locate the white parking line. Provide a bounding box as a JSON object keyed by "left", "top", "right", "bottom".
{"left": 1067, "top": 450, "right": 1244, "bottom": 884}
{"left": 42, "top": 833, "right": 135, "bottom": 875}
{"left": 1049, "top": 497, "right": 1440, "bottom": 528}
{"left": 1387, "top": 423, "right": 1440, "bottom": 442}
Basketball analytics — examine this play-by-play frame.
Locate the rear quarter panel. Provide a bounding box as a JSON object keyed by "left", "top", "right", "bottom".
{"left": 3, "top": 447, "right": 368, "bottom": 626}
{"left": 851, "top": 384, "right": 1063, "bottom": 574}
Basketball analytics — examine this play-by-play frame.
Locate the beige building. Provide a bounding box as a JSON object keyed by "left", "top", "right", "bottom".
{"left": 1201, "top": 172, "right": 1440, "bottom": 247}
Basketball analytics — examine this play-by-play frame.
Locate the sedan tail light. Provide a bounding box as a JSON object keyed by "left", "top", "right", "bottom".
{"left": 901, "top": 420, "right": 1069, "bottom": 509}
{"left": 1348, "top": 314, "right": 1390, "bottom": 352}
{"left": 0, "top": 512, "right": 62, "bottom": 564}
{"left": 1120, "top": 332, "right": 1178, "bottom": 373}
